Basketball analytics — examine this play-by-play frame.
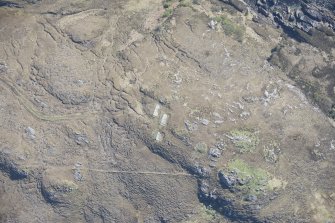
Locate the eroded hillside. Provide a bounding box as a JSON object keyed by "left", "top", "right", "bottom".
{"left": 0, "top": 0, "right": 334, "bottom": 222}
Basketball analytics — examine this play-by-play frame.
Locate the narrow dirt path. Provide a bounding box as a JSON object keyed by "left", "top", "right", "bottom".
{"left": 24, "top": 164, "right": 193, "bottom": 177}
{"left": 76, "top": 168, "right": 193, "bottom": 176}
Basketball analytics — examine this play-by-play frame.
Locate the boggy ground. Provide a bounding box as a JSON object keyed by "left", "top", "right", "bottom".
{"left": 0, "top": 0, "right": 334, "bottom": 222}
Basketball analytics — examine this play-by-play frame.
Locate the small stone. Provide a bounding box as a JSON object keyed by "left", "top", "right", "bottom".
{"left": 200, "top": 180, "right": 210, "bottom": 195}
{"left": 311, "top": 149, "right": 325, "bottom": 161}
{"left": 256, "top": 0, "right": 266, "bottom": 7}
{"left": 74, "top": 169, "right": 83, "bottom": 181}
{"left": 252, "top": 205, "right": 261, "bottom": 210}
{"left": 208, "top": 20, "right": 217, "bottom": 30}
{"left": 160, "top": 114, "right": 169, "bottom": 126}
{"left": 0, "top": 62, "right": 7, "bottom": 73}
{"left": 288, "top": 14, "right": 295, "bottom": 22}
{"left": 258, "top": 7, "right": 270, "bottom": 17}
{"left": 242, "top": 96, "right": 258, "bottom": 103}
{"left": 185, "top": 120, "right": 198, "bottom": 132}
{"left": 209, "top": 148, "right": 221, "bottom": 158}
{"left": 201, "top": 119, "right": 210, "bottom": 126}
{"left": 213, "top": 112, "right": 221, "bottom": 118}
{"left": 330, "top": 140, "right": 335, "bottom": 150}
{"left": 155, "top": 132, "right": 163, "bottom": 142}
{"left": 153, "top": 104, "right": 161, "bottom": 117}
{"left": 25, "top": 127, "right": 36, "bottom": 140}
{"left": 240, "top": 111, "right": 250, "bottom": 119}
{"left": 215, "top": 141, "right": 225, "bottom": 150}
{"left": 209, "top": 162, "right": 217, "bottom": 168}
{"left": 74, "top": 80, "right": 84, "bottom": 85}
{"left": 245, "top": 194, "right": 257, "bottom": 202}
{"left": 74, "top": 133, "right": 89, "bottom": 145}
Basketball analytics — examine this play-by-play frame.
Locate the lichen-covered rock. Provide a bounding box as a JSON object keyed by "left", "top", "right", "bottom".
{"left": 218, "top": 170, "right": 237, "bottom": 189}
{"left": 193, "top": 165, "right": 211, "bottom": 178}
{"left": 209, "top": 148, "right": 221, "bottom": 158}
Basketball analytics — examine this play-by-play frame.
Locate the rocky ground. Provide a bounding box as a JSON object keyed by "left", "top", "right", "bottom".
{"left": 0, "top": 0, "right": 334, "bottom": 222}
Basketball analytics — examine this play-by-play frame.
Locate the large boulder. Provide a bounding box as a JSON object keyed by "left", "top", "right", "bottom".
{"left": 218, "top": 170, "right": 237, "bottom": 189}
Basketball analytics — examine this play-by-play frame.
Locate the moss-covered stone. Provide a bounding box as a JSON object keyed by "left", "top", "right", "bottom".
{"left": 194, "top": 142, "right": 208, "bottom": 154}
{"left": 227, "top": 159, "right": 269, "bottom": 194}
{"left": 263, "top": 142, "right": 281, "bottom": 163}
{"left": 229, "top": 129, "right": 259, "bottom": 153}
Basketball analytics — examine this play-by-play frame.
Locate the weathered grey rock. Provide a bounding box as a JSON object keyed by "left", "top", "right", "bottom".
{"left": 209, "top": 148, "right": 221, "bottom": 158}
{"left": 258, "top": 7, "right": 270, "bottom": 17}
{"left": 200, "top": 180, "right": 210, "bottom": 196}
{"left": 302, "top": 5, "right": 322, "bottom": 22}
{"left": 73, "top": 169, "right": 83, "bottom": 181}
{"left": 295, "top": 9, "right": 304, "bottom": 20}
{"left": 194, "top": 165, "right": 211, "bottom": 178}
{"left": 0, "top": 62, "right": 7, "bottom": 73}
{"left": 288, "top": 13, "right": 295, "bottom": 22}
{"left": 201, "top": 118, "right": 210, "bottom": 126}
{"left": 68, "top": 132, "right": 89, "bottom": 146}
{"left": 184, "top": 120, "right": 198, "bottom": 132}
{"left": 218, "top": 170, "right": 237, "bottom": 188}
{"left": 209, "top": 162, "right": 217, "bottom": 168}
{"left": 297, "top": 21, "right": 313, "bottom": 32}
{"left": 273, "top": 11, "right": 284, "bottom": 22}
{"left": 25, "top": 127, "right": 36, "bottom": 140}
{"left": 244, "top": 194, "right": 257, "bottom": 202}
{"left": 74, "top": 133, "right": 89, "bottom": 146}
{"left": 256, "top": 0, "right": 266, "bottom": 7}
{"left": 298, "top": 15, "right": 317, "bottom": 27}
{"left": 160, "top": 114, "right": 169, "bottom": 126}
{"left": 208, "top": 20, "right": 217, "bottom": 30}
{"left": 215, "top": 141, "right": 225, "bottom": 150}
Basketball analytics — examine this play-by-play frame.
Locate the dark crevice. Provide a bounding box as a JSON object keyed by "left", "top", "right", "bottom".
{"left": 0, "top": 1, "right": 21, "bottom": 8}
{"left": 0, "top": 152, "right": 28, "bottom": 180}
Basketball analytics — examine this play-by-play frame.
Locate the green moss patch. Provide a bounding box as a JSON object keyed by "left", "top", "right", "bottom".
{"left": 228, "top": 159, "right": 269, "bottom": 194}
{"left": 194, "top": 142, "right": 208, "bottom": 154}
{"left": 215, "top": 15, "right": 245, "bottom": 42}
{"left": 228, "top": 129, "right": 259, "bottom": 153}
